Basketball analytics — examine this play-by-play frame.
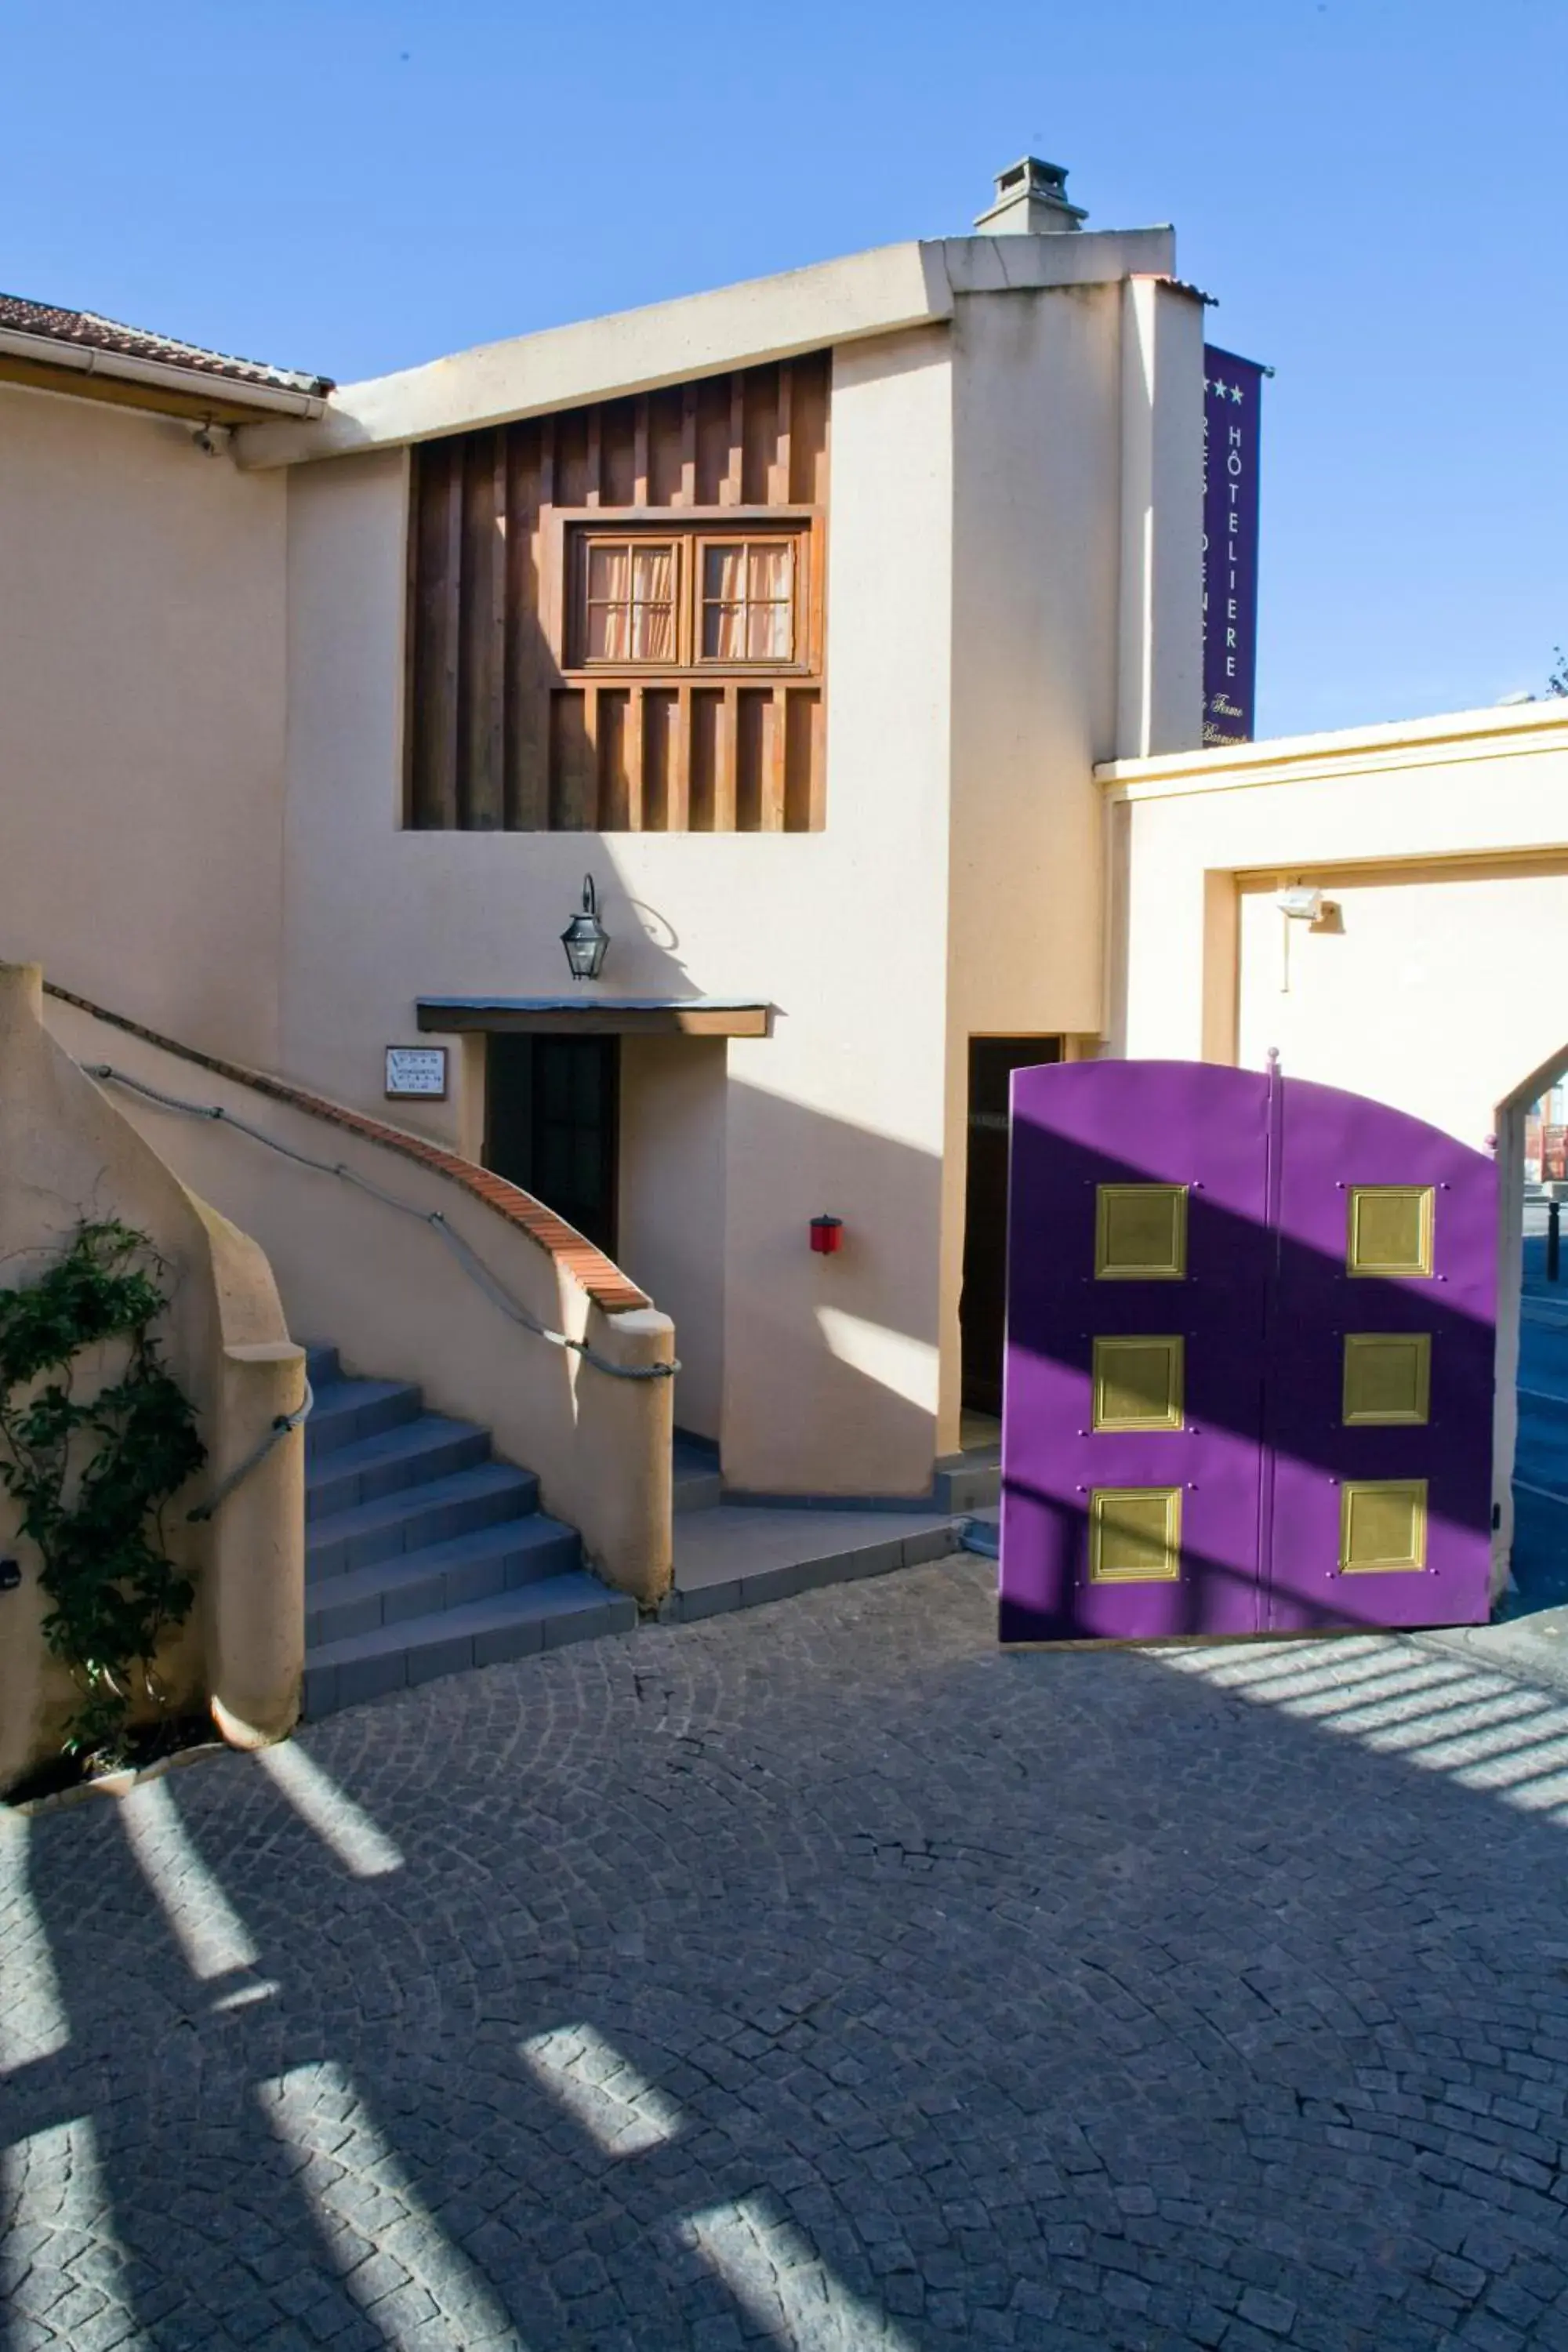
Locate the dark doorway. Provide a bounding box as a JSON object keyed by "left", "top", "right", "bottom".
{"left": 960, "top": 1035, "right": 1062, "bottom": 1417}
{"left": 485, "top": 1035, "right": 620, "bottom": 1256}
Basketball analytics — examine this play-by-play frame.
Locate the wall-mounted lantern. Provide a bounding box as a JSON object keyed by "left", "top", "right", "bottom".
{"left": 810, "top": 1215, "right": 844, "bottom": 1256}
{"left": 561, "top": 874, "right": 610, "bottom": 982}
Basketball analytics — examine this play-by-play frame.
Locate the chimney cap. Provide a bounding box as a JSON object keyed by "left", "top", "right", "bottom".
{"left": 974, "top": 154, "right": 1088, "bottom": 236}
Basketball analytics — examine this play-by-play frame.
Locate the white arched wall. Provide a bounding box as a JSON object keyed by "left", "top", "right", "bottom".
{"left": 1101, "top": 699, "right": 1568, "bottom": 1603}
{"left": 1491, "top": 1041, "right": 1568, "bottom": 1597}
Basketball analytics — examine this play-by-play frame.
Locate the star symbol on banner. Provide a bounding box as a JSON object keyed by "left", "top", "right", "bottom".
{"left": 1229, "top": 382, "right": 1245, "bottom": 403}
{"left": 1209, "top": 377, "right": 1228, "bottom": 400}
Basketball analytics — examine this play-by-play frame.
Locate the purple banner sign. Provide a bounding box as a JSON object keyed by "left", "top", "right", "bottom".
{"left": 1203, "top": 346, "right": 1265, "bottom": 746}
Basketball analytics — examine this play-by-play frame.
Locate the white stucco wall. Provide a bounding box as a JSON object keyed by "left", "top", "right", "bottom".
{"left": 1103, "top": 702, "right": 1568, "bottom": 1140}
{"left": 938, "top": 274, "right": 1204, "bottom": 1439}
{"left": 619, "top": 1036, "right": 728, "bottom": 1443}
{"left": 1234, "top": 866, "right": 1568, "bottom": 1149}
{"left": 947, "top": 282, "right": 1124, "bottom": 1044}
{"left": 0, "top": 386, "right": 289, "bottom": 1065}
{"left": 279, "top": 326, "right": 956, "bottom": 1494}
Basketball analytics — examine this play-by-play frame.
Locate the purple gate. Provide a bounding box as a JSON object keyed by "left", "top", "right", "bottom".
{"left": 998, "top": 1060, "right": 1497, "bottom": 1643}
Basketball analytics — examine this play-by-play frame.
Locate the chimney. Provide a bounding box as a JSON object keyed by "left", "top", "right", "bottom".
{"left": 974, "top": 156, "right": 1087, "bottom": 236}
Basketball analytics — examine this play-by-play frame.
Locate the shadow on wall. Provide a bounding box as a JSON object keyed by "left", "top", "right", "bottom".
{"left": 575, "top": 852, "right": 967, "bottom": 1492}
{"left": 7, "top": 1573, "right": 1568, "bottom": 2347}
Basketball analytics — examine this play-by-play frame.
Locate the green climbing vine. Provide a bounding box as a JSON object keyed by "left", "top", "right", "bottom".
{"left": 0, "top": 1221, "right": 206, "bottom": 1763}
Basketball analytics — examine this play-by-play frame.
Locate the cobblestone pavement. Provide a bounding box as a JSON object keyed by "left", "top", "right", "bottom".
{"left": 6, "top": 1555, "right": 1568, "bottom": 2352}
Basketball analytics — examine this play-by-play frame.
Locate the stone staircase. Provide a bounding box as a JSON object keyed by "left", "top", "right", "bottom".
{"left": 301, "top": 1345, "right": 634, "bottom": 1718}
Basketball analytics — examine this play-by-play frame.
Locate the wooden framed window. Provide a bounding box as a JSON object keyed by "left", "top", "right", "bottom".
{"left": 698, "top": 537, "right": 797, "bottom": 663}
{"left": 578, "top": 538, "right": 680, "bottom": 664}
{"left": 565, "top": 523, "right": 808, "bottom": 676}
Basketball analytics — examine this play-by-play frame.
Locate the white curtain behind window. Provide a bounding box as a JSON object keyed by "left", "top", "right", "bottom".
{"left": 747, "top": 543, "right": 793, "bottom": 659}
{"left": 586, "top": 542, "right": 675, "bottom": 661}
{"left": 702, "top": 544, "right": 748, "bottom": 659}
{"left": 630, "top": 543, "right": 675, "bottom": 661}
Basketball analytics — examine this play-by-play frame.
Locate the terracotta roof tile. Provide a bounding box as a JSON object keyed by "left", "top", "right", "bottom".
{"left": 0, "top": 292, "right": 333, "bottom": 397}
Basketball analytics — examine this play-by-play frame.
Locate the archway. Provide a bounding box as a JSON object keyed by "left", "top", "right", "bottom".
{"left": 1492, "top": 1045, "right": 1568, "bottom": 1620}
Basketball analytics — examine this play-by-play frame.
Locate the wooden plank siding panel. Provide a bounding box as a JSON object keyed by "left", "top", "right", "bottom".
{"left": 457, "top": 431, "right": 502, "bottom": 829}
{"left": 625, "top": 686, "right": 646, "bottom": 831}
{"left": 677, "top": 383, "right": 698, "bottom": 506}
{"left": 644, "top": 688, "right": 674, "bottom": 830}
{"left": 761, "top": 686, "right": 788, "bottom": 832}
{"left": 631, "top": 396, "right": 650, "bottom": 507}
{"left": 713, "top": 684, "right": 739, "bottom": 832}
{"left": 768, "top": 365, "right": 793, "bottom": 509}
{"left": 504, "top": 423, "right": 546, "bottom": 829}
{"left": 668, "top": 686, "right": 692, "bottom": 832}
{"left": 405, "top": 351, "right": 829, "bottom": 833}
{"left": 409, "top": 441, "right": 463, "bottom": 829}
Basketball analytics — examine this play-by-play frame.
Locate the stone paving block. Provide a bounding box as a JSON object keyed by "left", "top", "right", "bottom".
{"left": 12, "top": 1559, "right": 1568, "bottom": 2350}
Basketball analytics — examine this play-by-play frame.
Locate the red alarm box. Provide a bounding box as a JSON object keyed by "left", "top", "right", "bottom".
{"left": 810, "top": 1215, "right": 844, "bottom": 1254}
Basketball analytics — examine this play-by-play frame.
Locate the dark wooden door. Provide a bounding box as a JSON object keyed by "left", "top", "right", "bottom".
{"left": 960, "top": 1036, "right": 1062, "bottom": 1417}
{"left": 485, "top": 1035, "right": 620, "bottom": 1255}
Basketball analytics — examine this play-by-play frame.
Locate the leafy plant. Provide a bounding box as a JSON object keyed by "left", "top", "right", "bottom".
{"left": 0, "top": 1221, "right": 205, "bottom": 1764}
{"left": 1549, "top": 647, "right": 1568, "bottom": 699}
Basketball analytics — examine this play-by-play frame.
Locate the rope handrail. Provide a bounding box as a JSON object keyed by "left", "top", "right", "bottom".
{"left": 85, "top": 1063, "right": 679, "bottom": 1384}
{"left": 187, "top": 1379, "right": 314, "bottom": 1523}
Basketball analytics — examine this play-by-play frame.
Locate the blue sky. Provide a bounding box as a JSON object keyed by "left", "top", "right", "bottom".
{"left": 3, "top": 0, "right": 1563, "bottom": 739}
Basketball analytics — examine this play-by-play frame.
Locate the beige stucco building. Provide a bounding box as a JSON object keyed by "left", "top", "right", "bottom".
{"left": 1, "top": 164, "right": 1207, "bottom": 1508}
{"left": 5, "top": 157, "right": 1567, "bottom": 1547}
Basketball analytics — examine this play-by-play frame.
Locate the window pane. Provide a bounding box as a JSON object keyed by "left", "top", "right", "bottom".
{"left": 703, "top": 604, "right": 746, "bottom": 659}
{"left": 587, "top": 604, "right": 628, "bottom": 660}
{"left": 631, "top": 601, "right": 675, "bottom": 661}
{"left": 634, "top": 544, "right": 674, "bottom": 604}
{"left": 704, "top": 544, "right": 747, "bottom": 601}
{"left": 587, "top": 543, "right": 630, "bottom": 602}
{"left": 583, "top": 539, "right": 677, "bottom": 663}
{"left": 699, "top": 539, "right": 794, "bottom": 661}
{"left": 748, "top": 543, "right": 793, "bottom": 602}
{"left": 747, "top": 600, "right": 792, "bottom": 659}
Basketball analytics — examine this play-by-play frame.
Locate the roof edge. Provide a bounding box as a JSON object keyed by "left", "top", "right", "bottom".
{"left": 234, "top": 225, "right": 1178, "bottom": 470}
{"left": 1096, "top": 699, "right": 1568, "bottom": 801}
{"left": 0, "top": 323, "right": 328, "bottom": 419}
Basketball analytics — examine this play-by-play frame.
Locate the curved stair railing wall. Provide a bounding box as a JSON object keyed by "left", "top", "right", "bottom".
{"left": 41, "top": 984, "right": 676, "bottom": 1621}
{"left": 1, "top": 962, "right": 306, "bottom": 1790}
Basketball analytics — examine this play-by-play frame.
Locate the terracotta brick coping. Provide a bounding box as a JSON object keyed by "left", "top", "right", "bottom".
{"left": 44, "top": 982, "right": 651, "bottom": 1316}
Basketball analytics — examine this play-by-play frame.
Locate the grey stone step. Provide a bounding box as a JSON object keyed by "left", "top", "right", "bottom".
{"left": 303, "top": 1572, "right": 637, "bottom": 1719}
{"left": 673, "top": 1434, "right": 722, "bottom": 1513}
{"left": 307, "top": 1515, "right": 581, "bottom": 1644}
{"left": 307, "top": 1461, "right": 540, "bottom": 1581}
{"left": 666, "top": 1502, "right": 963, "bottom": 1623}
{"left": 931, "top": 1451, "right": 1001, "bottom": 1513}
{"left": 306, "top": 1414, "right": 490, "bottom": 1521}
{"left": 307, "top": 1377, "right": 424, "bottom": 1460}
{"left": 303, "top": 1343, "right": 341, "bottom": 1388}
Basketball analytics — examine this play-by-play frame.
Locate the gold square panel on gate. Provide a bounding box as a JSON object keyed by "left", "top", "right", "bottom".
{"left": 1342, "top": 1333, "right": 1432, "bottom": 1426}
{"left": 1346, "top": 1185, "right": 1435, "bottom": 1279}
{"left": 1094, "top": 1185, "right": 1189, "bottom": 1280}
{"left": 1088, "top": 1487, "right": 1183, "bottom": 1583}
{"left": 1338, "top": 1479, "right": 1428, "bottom": 1574}
{"left": 1092, "top": 1337, "right": 1185, "bottom": 1432}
